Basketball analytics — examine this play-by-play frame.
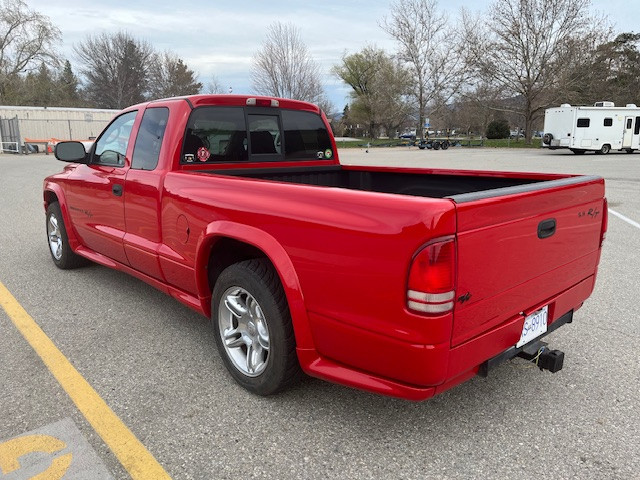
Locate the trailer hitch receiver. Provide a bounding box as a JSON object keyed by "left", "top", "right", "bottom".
{"left": 516, "top": 341, "right": 564, "bottom": 373}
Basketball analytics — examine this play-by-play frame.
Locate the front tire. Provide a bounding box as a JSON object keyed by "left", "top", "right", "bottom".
{"left": 597, "top": 144, "right": 611, "bottom": 155}
{"left": 46, "top": 202, "right": 87, "bottom": 269}
{"left": 211, "top": 258, "right": 301, "bottom": 395}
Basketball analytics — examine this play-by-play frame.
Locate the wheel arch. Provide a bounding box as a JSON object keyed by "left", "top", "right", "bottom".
{"left": 195, "top": 221, "right": 314, "bottom": 350}
{"left": 43, "top": 185, "right": 82, "bottom": 251}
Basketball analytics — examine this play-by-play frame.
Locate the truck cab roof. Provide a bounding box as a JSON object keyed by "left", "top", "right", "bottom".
{"left": 138, "top": 94, "right": 323, "bottom": 115}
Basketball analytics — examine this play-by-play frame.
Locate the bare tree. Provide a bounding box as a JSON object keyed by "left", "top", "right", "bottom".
{"left": 462, "top": 0, "right": 607, "bottom": 142}
{"left": 75, "top": 31, "right": 154, "bottom": 109}
{"left": 381, "top": 0, "right": 467, "bottom": 139}
{"left": 206, "top": 75, "right": 225, "bottom": 94}
{"left": 148, "top": 52, "right": 202, "bottom": 99}
{"left": 0, "top": 0, "right": 60, "bottom": 100}
{"left": 251, "top": 22, "right": 325, "bottom": 105}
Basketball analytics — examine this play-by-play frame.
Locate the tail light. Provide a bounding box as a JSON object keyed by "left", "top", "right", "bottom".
{"left": 407, "top": 238, "right": 456, "bottom": 314}
{"left": 600, "top": 198, "right": 608, "bottom": 247}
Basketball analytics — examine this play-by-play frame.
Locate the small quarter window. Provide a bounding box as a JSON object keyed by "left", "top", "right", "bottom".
{"left": 627, "top": 119, "right": 633, "bottom": 129}
{"left": 131, "top": 108, "right": 169, "bottom": 170}
{"left": 604, "top": 118, "right": 613, "bottom": 127}
{"left": 576, "top": 118, "right": 590, "bottom": 128}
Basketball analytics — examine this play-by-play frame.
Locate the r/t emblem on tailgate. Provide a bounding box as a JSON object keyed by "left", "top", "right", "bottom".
{"left": 458, "top": 292, "right": 472, "bottom": 304}
{"left": 578, "top": 208, "right": 600, "bottom": 219}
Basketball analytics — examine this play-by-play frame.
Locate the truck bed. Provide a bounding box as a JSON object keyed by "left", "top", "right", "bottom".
{"left": 208, "top": 165, "right": 542, "bottom": 197}
{"left": 205, "top": 165, "right": 569, "bottom": 200}
{"left": 200, "top": 162, "right": 605, "bottom": 358}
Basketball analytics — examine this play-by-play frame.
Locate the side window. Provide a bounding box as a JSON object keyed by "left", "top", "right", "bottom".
{"left": 281, "top": 110, "right": 333, "bottom": 160}
{"left": 603, "top": 118, "right": 612, "bottom": 127}
{"left": 576, "top": 118, "right": 590, "bottom": 128}
{"left": 635, "top": 117, "right": 640, "bottom": 135}
{"left": 131, "top": 108, "right": 169, "bottom": 170}
{"left": 627, "top": 118, "right": 633, "bottom": 129}
{"left": 181, "top": 107, "right": 247, "bottom": 163}
{"left": 248, "top": 114, "right": 280, "bottom": 156}
{"left": 93, "top": 111, "right": 137, "bottom": 166}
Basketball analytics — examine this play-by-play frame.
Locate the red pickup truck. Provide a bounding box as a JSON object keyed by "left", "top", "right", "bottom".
{"left": 44, "top": 95, "right": 607, "bottom": 400}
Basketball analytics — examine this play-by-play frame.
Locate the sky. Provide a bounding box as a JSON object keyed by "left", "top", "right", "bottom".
{"left": 25, "top": 0, "right": 640, "bottom": 111}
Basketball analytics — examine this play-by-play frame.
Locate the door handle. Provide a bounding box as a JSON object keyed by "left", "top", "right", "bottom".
{"left": 112, "top": 184, "right": 123, "bottom": 197}
{"left": 538, "top": 218, "right": 556, "bottom": 239}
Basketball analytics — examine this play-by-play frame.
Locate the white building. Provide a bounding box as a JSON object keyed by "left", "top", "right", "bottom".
{"left": 0, "top": 105, "right": 118, "bottom": 153}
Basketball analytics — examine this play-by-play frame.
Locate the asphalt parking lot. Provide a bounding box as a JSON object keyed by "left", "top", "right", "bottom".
{"left": 0, "top": 146, "right": 638, "bottom": 479}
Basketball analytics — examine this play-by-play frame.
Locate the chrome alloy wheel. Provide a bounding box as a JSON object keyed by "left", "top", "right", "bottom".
{"left": 47, "top": 214, "right": 63, "bottom": 260}
{"left": 219, "top": 286, "right": 270, "bottom": 377}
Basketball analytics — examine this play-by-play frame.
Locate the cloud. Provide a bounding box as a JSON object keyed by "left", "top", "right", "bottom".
{"left": 26, "top": 0, "right": 639, "bottom": 109}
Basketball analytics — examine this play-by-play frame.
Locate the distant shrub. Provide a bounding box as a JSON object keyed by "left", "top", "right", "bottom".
{"left": 486, "top": 119, "right": 510, "bottom": 139}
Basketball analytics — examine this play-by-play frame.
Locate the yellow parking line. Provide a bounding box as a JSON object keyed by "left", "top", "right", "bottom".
{"left": 0, "top": 281, "right": 171, "bottom": 480}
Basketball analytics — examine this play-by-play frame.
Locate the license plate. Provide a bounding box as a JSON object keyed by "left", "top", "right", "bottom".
{"left": 516, "top": 305, "right": 548, "bottom": 348}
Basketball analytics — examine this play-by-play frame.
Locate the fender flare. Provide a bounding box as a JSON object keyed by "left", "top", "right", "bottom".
{"left": 43, "top": 183, "right": 82, "bottom": 252}
{"left": 195, "top": 221, "right": 315, "bottom": 350}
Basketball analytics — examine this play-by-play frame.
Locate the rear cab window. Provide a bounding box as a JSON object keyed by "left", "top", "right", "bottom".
{"left": 180, "top": 106, "right": 333, "bottom": 165}
{"left": 183, "top": 107, "right": 248, "bottom": 163}
{"left": 282, "top": 110, "right": 333, "bottom": 160}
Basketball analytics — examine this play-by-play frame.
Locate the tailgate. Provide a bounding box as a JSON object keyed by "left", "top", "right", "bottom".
{"left": 449, "top": 175, "right": 605, "bottom": 347}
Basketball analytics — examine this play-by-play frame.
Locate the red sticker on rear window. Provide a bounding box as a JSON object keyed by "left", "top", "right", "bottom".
{"left": 197, "top": 147, "right": 210, "bottom": 162}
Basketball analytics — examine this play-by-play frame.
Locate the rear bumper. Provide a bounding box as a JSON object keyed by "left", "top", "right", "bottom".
{"left": 477, "top": 309, "right": 573, "bottom": 377}
{"left": 297, "top": 275, "right": 594, "bottom": 401}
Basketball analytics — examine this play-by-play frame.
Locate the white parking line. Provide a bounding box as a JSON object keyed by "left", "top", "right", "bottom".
{"left": 609, "top": 209, "right": 640, "bottom": 230}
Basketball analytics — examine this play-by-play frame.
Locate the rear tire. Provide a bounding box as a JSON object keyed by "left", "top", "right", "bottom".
{"left": 46, "top": 202, "right": 88, "bottom": 269}
{"left": 432, "top": 141, "right": 441, "bottom": 150}
{"left": 570, "top": 149, "right": 586, "bottom": 155}
{"left": 211, "top": 258, "right": 301, "bottom": 395}
{"left": 597, "top": 144, "right": 611, "bottom": 155}
{"left": 626, "top": 149, "right": 635, "bottom": 154}
{"left": 441, "top": 140, "right": 450, "bottom": 150}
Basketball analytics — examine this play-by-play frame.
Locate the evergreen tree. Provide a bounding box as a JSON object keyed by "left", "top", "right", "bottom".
{"left": 19, "top": 62, "right": 56, "bottom": 106}
{"left": 148, "top": 52, "right": 202, "bottom": 99}
{"left": 57, "top": 60, "right": 81, "bottom": 107}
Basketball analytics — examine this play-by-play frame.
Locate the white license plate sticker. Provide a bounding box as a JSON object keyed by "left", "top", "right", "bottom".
{"left": 517, "top": 305, "right": 549, "bottom": 348}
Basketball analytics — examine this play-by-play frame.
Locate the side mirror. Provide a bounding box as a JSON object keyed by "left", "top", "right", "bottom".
{"left": 54, "top": 141, "right": 88, "bottom": 163}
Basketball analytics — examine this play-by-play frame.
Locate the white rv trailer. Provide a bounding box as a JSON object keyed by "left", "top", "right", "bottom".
{"left": 542, "top": 102, "right": 640, "bottom": 154}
